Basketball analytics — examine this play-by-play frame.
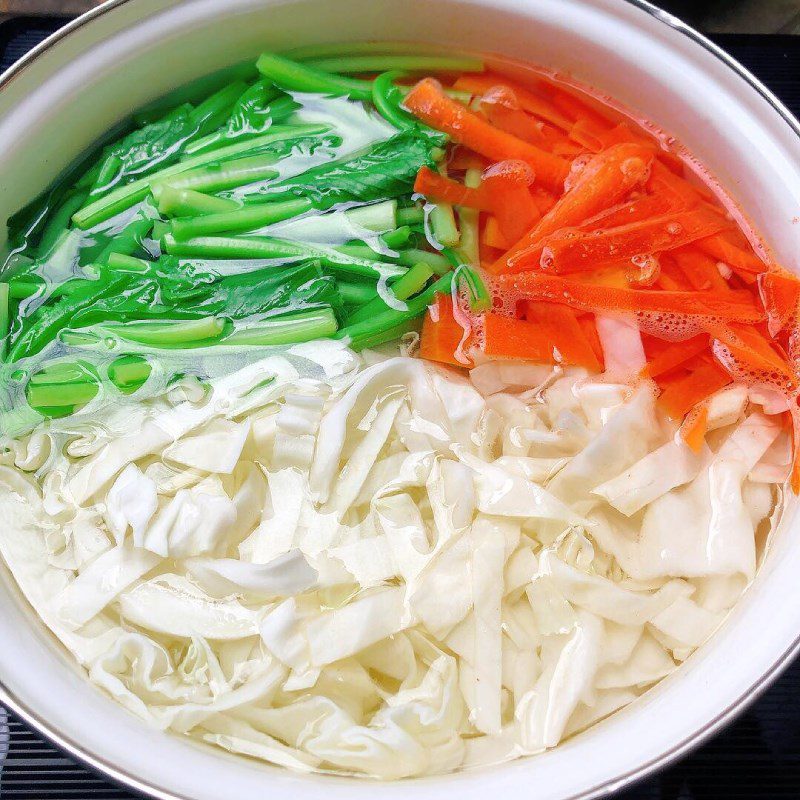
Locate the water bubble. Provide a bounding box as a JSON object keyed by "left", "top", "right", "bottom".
{"left": 666, "top": 222, "right": 682, "bottom": 235}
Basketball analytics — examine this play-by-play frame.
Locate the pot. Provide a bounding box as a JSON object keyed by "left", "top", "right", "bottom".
{"left": 0, "top": 1, "right": 799, "bottom": 798}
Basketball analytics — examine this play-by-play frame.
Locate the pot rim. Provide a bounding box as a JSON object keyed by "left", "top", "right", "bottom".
{"left": 0, "top": 2, "right": 799, "bottom": 798}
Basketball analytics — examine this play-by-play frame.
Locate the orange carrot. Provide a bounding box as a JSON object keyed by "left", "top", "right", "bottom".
{"left": 448, "top": 147, "right": 489, "bottom": 172}
{"left": 453, "top": 73, "right": 573, "bottom": 130}
{"left": 526, "top": 301, "right": 603, "bottom": 371}
{"left": 420, "top": 295, "right": 472, "bottom": 367}
{"left": 581, "top": 193, "right": 680, "bottom": 231}
{"left": 495, "top": 271, "right": 765, "bottom": 322}
{"left": 531, "top": 186, "right": 558, "bottom": 214}
{"left": 578, "top": 314, "right": 606, "bottom": 369}
{"left": 670, "top": 246, "right": 731, "bottom": 292}
{"left": 479, "top": 86, "right": 547, "bottom": 145}
{"left": 645, "top": 161, "right": 705, "bottom": 207}
{"left": 484, "top": 216, "right": 512, "bottom": 250}
{"left": 568, "top": 118, "right": 606, "bottom": 152}
{"left": 521, "top": 209, "right": 729, "bottom": 274}
{"left": 758, "top": 269, "right": 800, "bottom": 335}
{"left": 551, "top": 88, "right": 614, "bottom": 131}
{"left": 680, "top": 405, "right": 709, "bottom": 453}
{"left": 414, "top": 166, "right": 492, "bottom": 210}
{"left": 695, "top": 234, "right": 767, "bottom": 276}
{"left": 640, "top": 335, "right": 710, "bottom": 378}
{"left": 491, "top": 142, "right": 654, "bottom": 273}
{"left": 481, "top": 312, "right": 554, "bottom": 361}
{"left": 481, "top": 160, "right": 539, "bottom": 243}
{"left": 404, "top": 78, "right": 570, "bottom": 191}
{"left": 708, "top": 322, "right": 796, "bottom": 391}
{"left": 657, "top": 360, "right": 732, "bottom": 419}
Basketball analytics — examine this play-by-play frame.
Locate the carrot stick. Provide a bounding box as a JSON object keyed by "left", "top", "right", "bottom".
{"left": 523, "top": 209, "right": 729, "bottom": 274}
{"left": 403, "top": 78, "right": 570, "bottom": 190}
{"left": 479, "top": 86, "right": 548, "bottom": 145}
{"left": 484, "top": 215, "right": 512, "bottom": 250}
{"left": 491, "top": 142, "right": 654, "bottom": 273}
{"left": 526, "top": 301, "right": 603, "bottom": 371}
{"left": 481, "top": 160, "right": 539, "bottom": 243}
{"left": 670, "top": 246, "right": 731, "bottom": 292}
{"left": 481, "top": 312, "right": 555, "bottom": 361}
{"left": 640, "top": 334, "right": 710, "bottom": 378}
{"left": 758, "top": 269, "right": 800, "bottom": 336}
{"left": 708, "top": 322, "right": 796, "bottom": 391}
{"left": 420, "top": 294, "right": 472, "bottom": 367}
{"left": 645, "top": 161, "right": 706, "bottom": 206}
{"left": 657, "top": 360, "right": 732, "bottom": 419}
{"left": 448, "top": 147, "right": 489, "bottom": 172}
{"left": 551, "top": 88, "right": 614, "bottom": 131}
{"left": 680, "top": 404, "right": 709, "bottom": 453}
{"left": 695, "top": 234, "right": 767, "bottom": 276}
{"left": 580, "top": 193, "right": 680, "bottom": 231}
{"left": 531, "top": 186, "right": 558, "bottom": 214}
{"left": 452, "top": 73, "right": 573, "bottom": 130}
{"left": 578, "top": 314, "right": 605, "bottom": 369}
{"left": 495, "top": 271, "right": 765, "bottom": 322}
{"left": 414, "top": 166, "right": 492, "bottom": 210}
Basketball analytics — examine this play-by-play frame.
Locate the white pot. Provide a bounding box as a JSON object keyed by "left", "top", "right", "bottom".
{"left": 0, "top": 1, "right": 799, "bottom": 798}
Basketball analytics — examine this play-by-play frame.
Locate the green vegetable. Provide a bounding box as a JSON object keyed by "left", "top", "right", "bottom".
{"left": 158, "top": 186, "right": 240, "bottom": 217}
{"left": 347, "top": 262, "right": 434, "bottom": 324}
{"left": 336, "top": 271, "right": 453, "bottom": 349}
{"left": 27, "top": 378, "right": 99, "bottom": 410}
{"left": 306, "top": 55, "right": 484, "bottom": 74}
{"left": 169, "top": 197, "right": 312, "bottom": 238}
{"left": 72, "top": 124, "right": 330, "bottom": 229}
{"left": 268, "top": 129, "right": 438, "bottom": 209}
{"left": 0, "top": 283, "right": 8, "bottom": 360}
{"left": 104, "top": 316, "right": 227, "bottom": 346}
{"left": 222, "top": 307, "right": 338, "bottom": 346}
{"left": 153, "top": 153, "right": 281, "bottom": 196}
{"left": 455, "top": 265, "right": 491, "bottom": 311}
{"left": 372, "top": 71, "right": 417, "bottom": 131}
{"left": 256, "top": 52, "right": 372, "bottom": 100}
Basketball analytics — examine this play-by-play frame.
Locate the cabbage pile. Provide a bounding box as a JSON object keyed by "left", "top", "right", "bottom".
{"left": 0, "top": 341, "right": 785, "bottom": 778}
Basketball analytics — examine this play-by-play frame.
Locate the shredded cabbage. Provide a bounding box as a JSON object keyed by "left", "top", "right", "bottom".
{"left": 0, "top": 343, "right": 786, "bottom": 779}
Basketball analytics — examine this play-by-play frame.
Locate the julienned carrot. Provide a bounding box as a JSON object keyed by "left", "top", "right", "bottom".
{"left": 525, "top": 301, "right": 603, "bottom": 371}
{"left": 495, "top": 271, "right": 765, "bottom": 322}
{"left": 448, "top": 147, "right": 489, "bottom": 172}
{"left": 670, "top": 246, "right": 731, "bottom": 292}
{"left": 578, "top": 314, "right": 605, "bottom": 368}
{"left": 414, "top": 166, "right": 492, "bottom": 210}
{"left": 758, "top": 270, "right": 800, "bottom": 336}
{"left": 480, "top": 87, "right": 547, "bottom": 145}
{"left": 403, "top": 78, "right": 570, "bottom": 190}
{"left": 419, "top": 294, "right": 472, "bottom": 367}
{"left": 708, "top": 322, "right": 796, "bottom": 391}
{"left": 657, "top": 360, "right": 732, "bottom": 419}
{"left": 482, "top": 160, "right": 538, "bottom": 242}
{"left": 531, "top": 187, "right": 558, "bottom": 214}
{"left": 520, "top": 209, "right": 729, "bottom": 274}
{"left": 645, "top": 161, "right": 706, "bottom": 207}
{"left": 551, "top": 88, "right": 614, "bottom": 132}
{"left": 484, "top": 216, "right": 512, "bottom": 250}
{"left": 481, "top": 312, "right": 554, "bottom": 361}
{"left": 581, "top": 193, "right": 679, "bottom": 231}
{"left": 640, "top": 334, "right": 710, "bottom": 378}
{"left": 491, "top": 142, "right": 654, "bottom": 274}
{"left": 695, "top": 233, "right": 767, "bottom": 276}
{"left": 568, "top": 118, "right": 607, "bottom": 153}
{"left": 680, "top": 404, "right": 709, "bottom": 453}
{"left": 452, "top": 73, "right": 573, "bottom": 130}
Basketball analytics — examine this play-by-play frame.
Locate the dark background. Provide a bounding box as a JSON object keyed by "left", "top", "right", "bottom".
{"left": 1, "top": 1, "right": 800, "bottom": 798}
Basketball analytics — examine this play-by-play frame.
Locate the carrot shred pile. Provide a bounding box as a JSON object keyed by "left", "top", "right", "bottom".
{"left": 402, "top": 66, "right": 800, "bottom": 491}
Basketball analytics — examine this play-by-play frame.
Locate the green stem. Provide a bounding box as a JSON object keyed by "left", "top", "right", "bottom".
{"left": 169, "top": 197, "right": 312, "bottom": 238}
{"left": 72, "top": 124, "right": 329, "bottom": 229}
{"left": 347, "top": 262, "right": 434, "bottom": 325}
{"left": 256, "top": 52, "right": 372, "bottom": 101}
{"left": 153, "top": 153, "right": 280, "bottom": 195}
{"left": 455, "top": 265, "right": 491, "bottom": 312}
{"left": 456, "top": 166, "right": 481, "bottom": 267}
{"left": 158, "top": 186, "right": 240, "bottom": 217}
{"left": 336, "top": 271, "right": 453, "bottom": 349}
{"left": 222, "top": 307, "right": 337, "bottom": 345}
{"left": 338, "top": 279, "right": 378, "bottom": 306}
{"left": 37, "top": 191, "right": 88, "bottom": 257}
{"left": 0, "top": 283, "right": 8, "bottom": 361}
{"left": 97, "top": 207, "right": 155, "bottom": 265}
{"left": 27, "top": 379, "right": 99, "bottom": 409}
{"left": 189, "top": 81, "right": 248, "bottom": 133}
{"left": 283, "top": 42, "right": 426, "bottom": 60}
{"left": 396, "top": 205, "right": 425, "bottom": 226}
{"left": 342, "top": 317, "right": 422, "bottom": 351}
{"left": 108, "top": 355, "right": 152, "bottom": 389}
{"left": 103, "top": 316, "right": 226, "bottom": 346}
{"left": 372, "top": 71, "right": 417, "bottom": 131}
{"left": 105, "top": 252, "right": 151, "bottom": 273}
{"left": 396, "top": 248, "right": 452, "bottom": 275}
{"left": 307, "top": 55, "right": 484, "bottom": 74}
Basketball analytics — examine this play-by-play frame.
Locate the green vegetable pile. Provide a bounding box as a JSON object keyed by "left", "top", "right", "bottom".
{"left": 0, "top": 49, "right": 488, "bottom": 434}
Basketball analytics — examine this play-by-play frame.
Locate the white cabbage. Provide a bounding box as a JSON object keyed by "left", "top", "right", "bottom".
{"left": 0, "top": 348, "right": 785, "bottom": 779}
